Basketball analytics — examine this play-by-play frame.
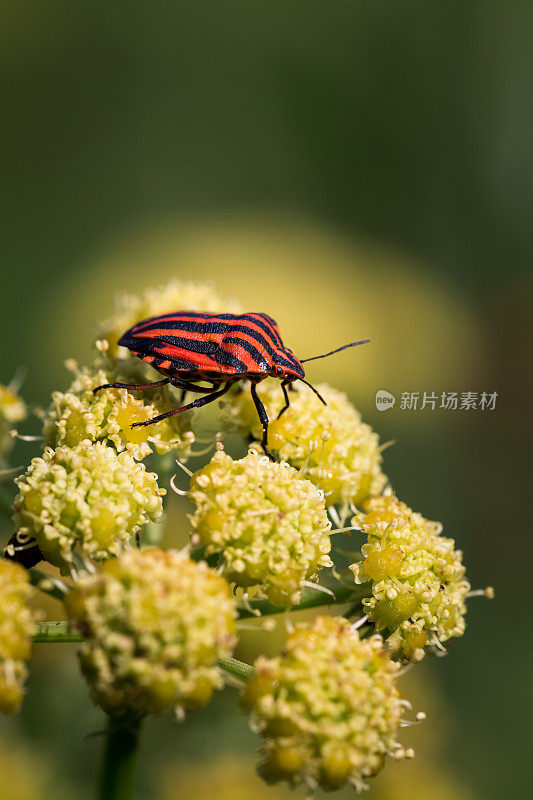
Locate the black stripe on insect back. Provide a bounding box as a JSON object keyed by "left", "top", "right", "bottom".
{"left": 210, "top": 344, "right": 248, "bottom": 372}
{"left": 151, "top": 334, "right": 221, "bottom": 357}
{"left": 133, "top": 320, "right": 281, "bottom": 359}
{"left": 133, "top": 312, "right": 283, "bottom": 348}
{"left": 222, "top": 336, "right": 271, "bottom": 370}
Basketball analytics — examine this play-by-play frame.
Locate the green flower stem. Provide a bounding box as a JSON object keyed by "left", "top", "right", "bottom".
{"left": 34, "top": 621, "right": 82, "bottom": 643}
{"left": 217, "top": 656, "right": 253, "bottom": 681}
{"left": 33, "top": 583, "right": 372, "bottom": 645}
{"left": 99, "top": 713, "right": 143, "bottom": 800}
{"left": 32, "top": 621, "right": 253, "bottom": 677}
{"left": 29, "top": 568, "right": 68, "bottom": 601}
{"left": 238, "top": 583, "right": 371, "bottom": 619}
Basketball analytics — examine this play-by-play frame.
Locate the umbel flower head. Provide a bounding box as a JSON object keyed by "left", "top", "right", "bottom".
{"left": 350, "top": 491, "right": 470, "bottom": 658}
{"left": 43, "top": 356, "right": 194, "bottom": 461}
{"left": 98, "top": 279, "right": 242, "bottom": 356}
{"left": 188, "top": 445, "right": 332, "bottom": 606}
{"left": 0, "top": 560, "right": 35, "bottom": 714}
{"left": 12, "top": 442, "right": 164, "bottom": 573}
{"left": 0, "top": 381, "right": 27, "bottom": 463}
{"left": 65, "top": 547, "right": 237, "bottom": 715}
{"left": 223, "top": 380, "right": 387, "bottom": 508}
{"left": 241, "top": 616, "right": 410, "bottom": 792}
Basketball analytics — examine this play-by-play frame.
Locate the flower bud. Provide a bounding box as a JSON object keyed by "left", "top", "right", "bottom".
{"left": 13, "top": 442, "right": 164, "bottom": 573}
{"left": 0, "top": 561, "right": 35, "bottom": 714}
{"left": 223, "top": 380, "right": 386, "bottom": 507}
{"left": 0, "top": 383, "right": 27, "bottom": 463}
{"left": 350, "top": 492, "right": 470, "bottom": 658}
{"left": 243, "top": 616, "right": 410, "bottom": 791}
{"left": 65, "top": 548, "right": 237, "bottom": 715}
{"left": 189, "top": 446, "right": 332, "bottom": 605}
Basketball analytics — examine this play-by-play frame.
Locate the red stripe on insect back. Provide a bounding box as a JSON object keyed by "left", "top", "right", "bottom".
{"left": 221, "top": 330, "right": 275, "bottom": 365}
{"left": 251, "top": 314, "right": 283, "bottom": 346}
{"left": 132, "top": 328, "right": 218, "bottom": 342}
{"left": 154, "top": 344, "right": 219, "bottom": 370}
{"left": 217, "top": 340, "right": 265, "bottom": 372}
{"left": 133, "top": 314, "right": 282, "bottom": 350}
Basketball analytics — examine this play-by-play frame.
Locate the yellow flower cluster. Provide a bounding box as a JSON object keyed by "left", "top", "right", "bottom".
{"left": 0, "top": 561, "right": 35, "bottom": 714}
{"left": 0, "top": 382, "right": 27, "bottom": 463}
{"left": 223, "top": 380, "right": 387, "bottom": 507}
{"left": 98, "top": 279, "right": 242, "bottom": 356}
{"left": 13, "top": 442, "right": 164, "bottom": 573}
{"left": 241, "top": 616, "right": 409, "bottom": 792}
{"left": 43, "top": 357, "right": 194, "bottom": 460}
{"left": 350, "top": 492, "right": 470, "bottom": 658}
{"left": 65, "top": 548, "right": 237, "bottom": 715}
{"left": 188, "top": 446, "right": 332, "bottom": 606}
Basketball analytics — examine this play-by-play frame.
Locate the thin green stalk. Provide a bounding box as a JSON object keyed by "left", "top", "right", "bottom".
{"left": 34, "top": 621, "right": 82, "bottom": 643}
{"left": 32, "top": 621, "right": 253, "bottom": 680}
{"left": 29, "top": 568, "right": 68, "bottom": 601}
{"left": 99, "top": 714, "right": 143, "bottom": 800}
{"left": 237, "top": 583, "right": 370, "bottom": 619}
{"left": 217, "top": 656, "right": 253, "bottom": 681}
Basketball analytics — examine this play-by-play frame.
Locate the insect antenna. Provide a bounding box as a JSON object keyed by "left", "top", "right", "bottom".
{"left": 300, "top": 339, "right": 370, "bottom": 363}
{"left": 298, "top": 379, "right": 327, "bottom": 405}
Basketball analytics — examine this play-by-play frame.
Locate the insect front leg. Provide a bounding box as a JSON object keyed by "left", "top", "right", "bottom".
{"left": 250, "top": 382, "right": 276, "bottom": 461}
{"left": 277, "top": 379, "right": 294, "bottom": 419}
{"left": 93, "top": 378, "right": 170, "bottom": 395}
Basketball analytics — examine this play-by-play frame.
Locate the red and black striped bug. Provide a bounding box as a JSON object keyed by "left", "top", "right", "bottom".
{"left": 94, "top": 312, "right": 368, "bottom": 460}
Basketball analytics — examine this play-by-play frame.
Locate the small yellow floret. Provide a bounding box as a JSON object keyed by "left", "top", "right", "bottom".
{"left": 66, "top": 547, "right": 237, "bottom": 715}
{"left": 244, "top": 616, "right": 410, "bottom": 791}
{"left": 0, "top": 561, "right": 35, "bottom": 714}
{"left": 350, "top": 492, "right": 470, "bottom": 657}
{"left": 223, "top": 380, "right": 387, "bottom": 508}
{"left": 44, "top": 357, "right": 194, "bottom": 460}
{"left": 189, "top": 446, "right": 332, "bottom": 605}
{"left": 13, "top": 442, "right": 164, "bottom": 573}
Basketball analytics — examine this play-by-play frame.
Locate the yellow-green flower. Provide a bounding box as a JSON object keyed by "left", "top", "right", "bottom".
{"left": 0, "top": 561, "right": 35, "bottom": 714}
{"left": 350, "top": 492, "right": 470, "bottom": 658}
{"left": 43, "top": 357, "right": 194, "bottom": 460}
{"left": 241, "top": 616, "right": 411, "bottom": 792}
{"left": 188, "top": 446, "right": 332, "bottom": 606}
{"left": 65, "top": 547, "right": 237, "bottom": 715}
{"left": 98, "top": 279, "right": 242, "bottom": 356}
{"left": 13, "top": 442, "right": 164, "bottom": 573}
{"left": 223, "top": 380, "right": 387, "bottom": 507}
{"left": 0, "top": 382, "right": 27, "bottom": 463}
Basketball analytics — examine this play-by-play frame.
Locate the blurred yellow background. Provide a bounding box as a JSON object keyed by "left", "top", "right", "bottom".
{"left": 1, "top": 3, "right": 530, "bottom": 799}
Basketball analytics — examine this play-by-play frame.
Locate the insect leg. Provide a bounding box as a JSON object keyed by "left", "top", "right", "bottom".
{"left": 169, "top": 378, "right": 221, "bottom": 394}
{"left": 276, "top": 379, "right": 293, "bottom": 420}
{"left": 250, "top": 382, "right": 276, "bottom": 461}
{"left": 93, "top": 378, "right": 170, "bottom": 395}
{"left": 130, "top": 383, "right": 232, "bottom": 428}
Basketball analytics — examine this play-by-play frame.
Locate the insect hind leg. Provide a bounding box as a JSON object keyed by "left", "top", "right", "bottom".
{"left": 250, "top": 382, "right": 276, "bottom": 461}
{"left": 130, "top": 382, "right": 232, "bottom": 428}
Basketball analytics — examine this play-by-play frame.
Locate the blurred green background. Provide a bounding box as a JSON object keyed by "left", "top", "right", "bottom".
{"left": 1, "top": 3, "right": 530, "bottom": 799}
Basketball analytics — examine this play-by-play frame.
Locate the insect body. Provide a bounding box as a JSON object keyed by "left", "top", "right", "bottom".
{"left": 94, "top": 311, "right": 368, "bottom": 460}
